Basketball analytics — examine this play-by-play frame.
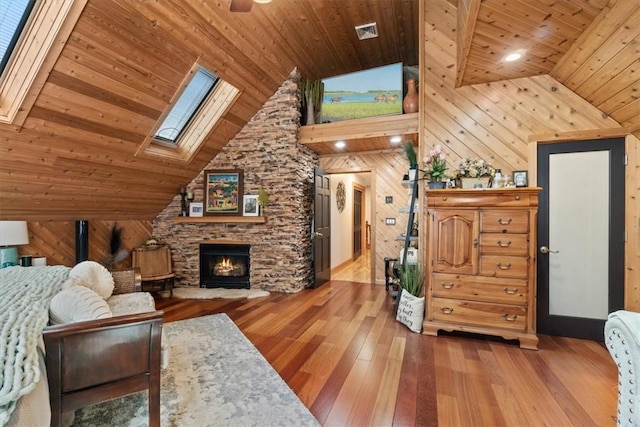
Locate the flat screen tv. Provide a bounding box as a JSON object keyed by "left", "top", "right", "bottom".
{"left": 321, "top": 62, "right": 403, "bottom": 123}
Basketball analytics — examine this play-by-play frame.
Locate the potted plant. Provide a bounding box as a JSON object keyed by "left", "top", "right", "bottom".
{"left": 257, "top": 188, "right": 269, "bottom": 216}
{"left": 395, "top": 263, "right": 425, "bottom": 333}
{"left": 453, "top": 158, "right": 496, "bottom": 189}
{"left": 422, "top": 144, "right": 448, "bottom": 189}
{"left": 403, "top": 141, "right": 419, "bottom": 181}
{"left": 299, "top": 79, "right": 323, "bottom": 125}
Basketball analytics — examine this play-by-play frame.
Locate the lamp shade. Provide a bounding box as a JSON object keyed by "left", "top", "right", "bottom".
{"left": 0, "top": 221, "right": 29, "bottom": 246}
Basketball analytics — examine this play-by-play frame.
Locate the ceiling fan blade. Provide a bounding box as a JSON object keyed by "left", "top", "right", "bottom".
{"left": 230, "top": 0, "right": 253, "bottom": 12}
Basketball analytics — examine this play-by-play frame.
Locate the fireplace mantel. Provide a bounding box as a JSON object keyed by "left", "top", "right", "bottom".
{"left": 172, "top": 216, "right": 266, "bottom": 224}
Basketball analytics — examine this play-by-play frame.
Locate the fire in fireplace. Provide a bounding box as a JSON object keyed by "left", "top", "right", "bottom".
{"left": 200, "top": 243, "right": 250, "bottom": 289}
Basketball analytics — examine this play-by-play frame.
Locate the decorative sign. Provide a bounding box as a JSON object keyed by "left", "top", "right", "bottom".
{"left": 336, "top": 181, "right": 346, "bottom": 212}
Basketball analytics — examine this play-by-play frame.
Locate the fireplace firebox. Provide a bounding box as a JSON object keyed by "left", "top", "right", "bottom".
{"left": 200, "top": 243, "right": 250, "bottom": 289}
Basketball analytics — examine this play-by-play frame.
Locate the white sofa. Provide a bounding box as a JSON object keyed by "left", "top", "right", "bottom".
{"left": 605, "top": 310, "right": 640, "bottom": 426}
{"left": 2, "top": 263, "right": 165, "bottom": 427}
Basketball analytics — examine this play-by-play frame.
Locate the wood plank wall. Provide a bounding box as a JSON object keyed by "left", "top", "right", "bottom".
{"left": 552, "top": 0, "right": 640, "bottom": 141}
{"left": 19, "top": 220, "right": 152, "bottom": 268}
{"left": 422, "top": 0, "right": 640, "bottom": 310}
{"left": 320, "top": 0, "right": 640, "bottom": 305}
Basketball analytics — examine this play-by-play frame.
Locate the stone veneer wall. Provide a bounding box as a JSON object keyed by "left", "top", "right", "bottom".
{"left": 153, "top": 70, "right": 319, "bottom": 293}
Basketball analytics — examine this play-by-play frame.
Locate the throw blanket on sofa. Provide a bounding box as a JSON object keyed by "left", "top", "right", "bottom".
{"left": 0, "top": 266, "right": 70, "bottom": 427}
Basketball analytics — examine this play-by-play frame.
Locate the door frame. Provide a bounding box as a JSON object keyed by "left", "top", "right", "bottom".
{"left": 528, "top": 128, "right": 633, "bottom": 309}
{"left": 536, "top": 138, "right": 625, "bottom": 339}
{"left": 352, "top": 182, "right": 366, "bottom": 261}
{"left": 321, "top": 168, "right": 376, "bottom": 284}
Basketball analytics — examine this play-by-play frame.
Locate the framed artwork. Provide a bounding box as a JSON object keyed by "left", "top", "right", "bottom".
{"left": 189, "top": 202, "right": 203, "bottom": 217}
{"left": 203, "top": 169, "right": 243, "bottom": 215}
{"left": 243, "top": 195, "right": 259, "bottom": 216}
{"left": 513, "top": 170, "right": 528, "bottom": 187}
{"left": 321, "top": 62, "right": 403, "bottom": 123}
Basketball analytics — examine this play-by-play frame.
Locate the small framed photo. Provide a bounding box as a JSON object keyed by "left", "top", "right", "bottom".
{"left": 243, "top": 195, "right": 259, "bottom": 216}
{"left": 513, "top": 170, "right": 528, "bottom": 187}
{"left": 189, "top": 202, "right": 203, "bottom": 217}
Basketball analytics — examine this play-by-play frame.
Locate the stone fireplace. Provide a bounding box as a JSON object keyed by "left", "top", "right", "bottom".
{"left": 152, "top": 71, "right": 317, "bottom": 293}
{"left": 200, "top": 243, "right": 250, "bottom": 289}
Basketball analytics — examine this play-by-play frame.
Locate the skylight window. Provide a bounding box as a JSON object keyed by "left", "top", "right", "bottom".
{"left": 154, "top": 67, "right": 219, "bottom": 144}
{"left": 138, "top": 62, "right": 240, "bottom": 163}
{"left": 0, "top": 0, "right": 35, "bottom": 76}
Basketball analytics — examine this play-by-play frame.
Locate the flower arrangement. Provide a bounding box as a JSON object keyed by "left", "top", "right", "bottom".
{"left": 422, "top": 145, "right": 447, "bottom": 182}
{"left": 453, "top": 158, "right": 495, "bottom": 179}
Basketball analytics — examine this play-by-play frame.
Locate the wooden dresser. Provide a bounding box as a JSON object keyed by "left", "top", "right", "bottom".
{"left": 423, "top": 188, "right": 541, "bottom": 349}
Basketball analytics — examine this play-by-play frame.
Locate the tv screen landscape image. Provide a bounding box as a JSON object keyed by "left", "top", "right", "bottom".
{"left": 321, "top": 62, "right": 403, "bottom": 123}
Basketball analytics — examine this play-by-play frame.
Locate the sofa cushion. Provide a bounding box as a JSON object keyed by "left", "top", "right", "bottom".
{"left": 68, "top": 261, "right": 114, "bottom": 299}
{"left": 49, "top": 285, "right": 112, "bottom": 325}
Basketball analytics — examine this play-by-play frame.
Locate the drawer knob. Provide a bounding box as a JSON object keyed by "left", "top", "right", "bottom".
{"left": 496, "top": 262, "right": 512, "bottom": 270}
{"left": 502, "top": 313, "right": 518, "bottom": 322}
{"left": 442, "top": 196, "right": 448, "bottom": 201}
{"left": 497, "top": 240, "right": 512, "bottom": 247}
{"left": 515, "top": 195, "right": 521, "bottom": 200}
{"left": 440, "top": 307, "right": 454, "bottom": 314}
{"left": 440, "top": 282, "right": 454, "bottom": 289}
{"left": 497, "top": 218, "right": 512, "bottom": 225}
{"left": 503, "top": 287, "right": 519, "bottom": 295}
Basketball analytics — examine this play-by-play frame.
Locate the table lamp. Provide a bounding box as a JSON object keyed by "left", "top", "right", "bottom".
{"left": 0, "top": 221, "right": 29, "bottom": 268}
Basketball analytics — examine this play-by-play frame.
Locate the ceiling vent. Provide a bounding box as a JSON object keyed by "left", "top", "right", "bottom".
{"left": 355, "top": 23, "right": 378, "bottom": 40}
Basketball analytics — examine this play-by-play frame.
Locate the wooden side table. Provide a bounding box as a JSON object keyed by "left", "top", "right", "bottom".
{"left": 132, "top": 245, "right": 175, "bottom": 297}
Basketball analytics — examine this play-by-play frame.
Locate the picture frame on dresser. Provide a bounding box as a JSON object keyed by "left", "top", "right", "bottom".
{"left": 203, "top": 169, "right": 243, "bottom": 215}
{"left": 513, "top": 170, "right": 528, "bottom": 187}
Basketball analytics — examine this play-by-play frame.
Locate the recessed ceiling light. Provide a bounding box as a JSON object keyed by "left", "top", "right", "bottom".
{"left": 335, "top": 141, "right": 346, "bottom": 149}
{"left": 390, "top": 136, "right": 403, "bottom": 144}
{"left": 254, "top": 0, "right": 272, "bottom": 3}
{"left": 504, "top": 50, "right": 525, "bottom": 62}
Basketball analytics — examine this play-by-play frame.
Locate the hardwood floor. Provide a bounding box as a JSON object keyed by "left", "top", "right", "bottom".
{"left": 155, "top": 280, "right": 618, "bottom": 426}
{"left": 332, "top": 250, "right": 371, "bottom": 283}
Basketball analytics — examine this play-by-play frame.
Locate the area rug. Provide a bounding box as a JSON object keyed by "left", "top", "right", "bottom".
{"left": 168, "top": 287, "right": 271, "bottom": 300}
{"left": 70, "top": 314, "right": 319, "bottom": 427}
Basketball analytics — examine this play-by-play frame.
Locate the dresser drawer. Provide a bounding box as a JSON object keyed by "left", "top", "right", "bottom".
{"left": 480, "top": 233, "right": 529, "bottom": 256}
{"left": 432, "top": 273, "right": 527, "bottom": 304}
{"left": 480, "top": 255, "right": 528, "bottom": 279}
{"left": 481, "top": 210, "right": 529, "bottom": 233}
{"left": 430, "top": 297, "right": 527, "bottom": 331}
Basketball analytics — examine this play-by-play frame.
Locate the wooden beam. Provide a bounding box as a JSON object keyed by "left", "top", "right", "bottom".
{"left": 455, "top": 0, "right": 481, "bottom": 88}
{"left": 299, "top": 113, "right": 419, "bottom": 144}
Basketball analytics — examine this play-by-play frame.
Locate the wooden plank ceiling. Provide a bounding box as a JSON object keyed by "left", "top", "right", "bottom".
{"left": 0, "top": 0, "right": 638, "bottom": 221}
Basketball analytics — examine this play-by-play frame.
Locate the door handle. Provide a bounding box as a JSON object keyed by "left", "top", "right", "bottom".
{"left": 314, "top": 232, "right": 323, "bottom": 237}
{"left": 539, "top": 246, "right": 559, "bottom": 254}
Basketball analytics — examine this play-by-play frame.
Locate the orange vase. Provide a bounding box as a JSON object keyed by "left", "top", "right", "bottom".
{"left": 403, "top": 78, "right": 419, "bottom": 113}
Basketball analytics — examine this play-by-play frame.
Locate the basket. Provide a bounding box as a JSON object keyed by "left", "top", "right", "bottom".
{"left": 459, "top": 176, "right": 491, "bottom": 189}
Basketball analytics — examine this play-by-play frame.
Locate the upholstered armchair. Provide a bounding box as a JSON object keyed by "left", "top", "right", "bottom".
{"left": 43, "top": 268, "right": 163, "bottom": 427}
{"left": 605, "top": 310, "right": 640, "bottom": 426}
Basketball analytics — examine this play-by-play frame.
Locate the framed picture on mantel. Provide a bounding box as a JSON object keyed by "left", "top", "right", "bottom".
{"left": 204, "top": 169, "right": 243, "bottom": 215}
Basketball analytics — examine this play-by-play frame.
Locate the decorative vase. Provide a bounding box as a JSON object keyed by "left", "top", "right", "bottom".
{"left": 408, "top": 166, "right": 418, "bottom": 181}
{"left": 428, "top": 181, "right": 446, "bottom": 189}
{"left": 403, "top": 78, "right": 419, "bottom": 113}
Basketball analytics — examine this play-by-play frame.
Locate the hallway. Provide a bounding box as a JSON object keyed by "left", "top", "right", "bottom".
{"left": 331, "top": 250, "right": 371, "bottom": 283}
